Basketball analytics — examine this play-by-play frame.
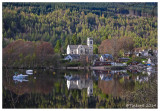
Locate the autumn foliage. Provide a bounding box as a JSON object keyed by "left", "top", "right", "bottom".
{"left": 98, "top": 36, "right": 134, "bottom": 58}
{"left": 3, "top": 40, "right": 54, "bottom": 66}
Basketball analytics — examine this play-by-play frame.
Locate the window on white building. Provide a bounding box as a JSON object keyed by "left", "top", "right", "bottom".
{"left": 80, "top": 50, "right": 83, "bottom": 54}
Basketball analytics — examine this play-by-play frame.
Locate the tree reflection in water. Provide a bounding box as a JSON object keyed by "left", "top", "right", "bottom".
{"left": 3, "top": 69, "right": 157, "bottom": 108}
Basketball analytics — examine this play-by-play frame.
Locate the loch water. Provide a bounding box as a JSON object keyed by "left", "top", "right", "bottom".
{"left": 3, "top": 68, "right": 157, "bottom": 108}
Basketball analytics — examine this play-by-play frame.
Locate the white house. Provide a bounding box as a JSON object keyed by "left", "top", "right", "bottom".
{"left": 67, "top": 37, "right": 93, "bottom": 55}
{"left": 147, "top": 58, "right": 152, "bottom": 64}
{"left": 135, "top": 49, "right": 150, "bottom": 57}
{"left": 142, "top": 50, "right": 149, "bottom": 56}
{"left": 100, "top": 54, "right": 113, "bottom": 62}
{"left": 153, "top": 49, "right": 158, "bottom": 57}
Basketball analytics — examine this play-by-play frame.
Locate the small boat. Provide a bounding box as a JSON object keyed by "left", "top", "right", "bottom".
{"left": 26, "top": 70, "right": 33, "bottom": 75}
{"left": 13, "top": 74, "right": 28, "bottom": 80}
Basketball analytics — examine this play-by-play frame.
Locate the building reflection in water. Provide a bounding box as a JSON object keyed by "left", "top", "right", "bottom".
{"left": 93, "top": 68, "right": 155, "bottom": 83}
{"left": 64, "top": 68, "right": 155, "bottom": 97}
{"left": 136, "top": 76, "right": 148, "bottom": 83}
{"left": 93, "top": 70, "right": 129, "bottom": 81}
{"left": 65, "top": 75, "right": 93, "bottom": 96}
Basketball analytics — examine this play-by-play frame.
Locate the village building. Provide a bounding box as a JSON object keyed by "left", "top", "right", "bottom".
{"left": 67, "top": 37, "right": 93, "bottom": 55}
{"left": 100, "top": 54, "right": 113, "bottom": 62}
{"left": 86, "top": 54, "right": 99, "bottom": 63}
{"left": 150, "top": 56, "right": 157, "bottom": 65}
{"left": 133, "top": 48, "right": 155, "bottom": 57}
{"left": 64, "top": 54, "right": 80, "bottom": 61}
{"left": 123, "top": 52, "right": 132, "bottom": 57}
{"left": 141, "top": 49, "right": 149, "bottom": 57}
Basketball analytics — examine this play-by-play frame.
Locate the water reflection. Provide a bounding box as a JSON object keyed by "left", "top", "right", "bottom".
{"left": 63, "top": 68, "right": 156, "bottom": 98}
{"left": 3, "top": 69, "right": 56, "bottom": 96}
{"left": 65, "top": 75, "right": 93, "bottom": 96}
{"left": 93, "top": 70, "right": 129, "bottom": 80}
{"left": 136, "top": 76, "right": 148, "bottom": 83}
{"left": 93, "top": 70, "right": 131, "bottom": 97}
{"left": 13, "top": 78, "right": 28, "bottom": 83}
{"left": 3, "top": 67, "right": 157, "bottom": 108}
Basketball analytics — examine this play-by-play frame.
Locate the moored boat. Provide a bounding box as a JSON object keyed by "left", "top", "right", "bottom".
{"left": 13, "top": 74, "right": 28, "bottom": 80}
{"left": 26, "top": 70, "right": 33, "bottom": 75}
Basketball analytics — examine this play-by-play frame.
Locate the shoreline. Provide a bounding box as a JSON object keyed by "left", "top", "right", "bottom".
{"left": 3, "top": 66, "right": 127, "bottom": 70}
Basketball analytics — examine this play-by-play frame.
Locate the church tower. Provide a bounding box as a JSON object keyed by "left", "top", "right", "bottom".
{"left": 87, "top": 37, "right": 93, "bottom": 55}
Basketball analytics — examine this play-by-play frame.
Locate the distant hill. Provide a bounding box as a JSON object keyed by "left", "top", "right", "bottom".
{"left": 3, "top": 2, "right": 157, "bottom": 16}
{"left": 2, "top": 2, "right": 157, "bottom": 54}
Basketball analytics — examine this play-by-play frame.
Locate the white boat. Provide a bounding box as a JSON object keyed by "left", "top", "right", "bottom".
{"left": 26, "top": 70, "right": 33, "bottom": 75}
{"left": 13, "top": 74, "right": 28, "bottom": 80}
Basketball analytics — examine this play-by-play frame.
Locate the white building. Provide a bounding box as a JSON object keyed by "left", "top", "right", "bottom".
{"left": 67, "top": 37, "right": 93, "bottom": 55}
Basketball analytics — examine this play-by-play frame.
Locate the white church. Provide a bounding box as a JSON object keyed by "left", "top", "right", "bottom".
{"left": 67, "top": 37, "right": 93, "bottom": 55}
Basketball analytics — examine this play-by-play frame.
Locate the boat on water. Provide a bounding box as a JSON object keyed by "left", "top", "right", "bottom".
{"left": 26, "top": 70, "right": 33, "bottom": 75}
{"left": 13, "top": 74, "right": 28, "bottom": 80}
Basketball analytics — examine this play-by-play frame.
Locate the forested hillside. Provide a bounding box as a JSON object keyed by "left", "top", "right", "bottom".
{"left": 3, "top": 2, "right": 157, "bottom": 54}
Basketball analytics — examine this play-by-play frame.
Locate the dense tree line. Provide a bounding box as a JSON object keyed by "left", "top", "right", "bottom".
{"left": 3, "top": 3, "right": 157, "bottom": 54}
{"left": 3, "top": 3, "right": 157, "bottom": 16}
{"left": 3, "top": 40, "right": 61, "bottom": 67}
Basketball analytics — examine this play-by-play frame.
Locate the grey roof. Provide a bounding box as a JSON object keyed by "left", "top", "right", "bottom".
{"left": 101, "top": 54, "right": 113, "bottom": 59}
{"left": 69, "top": 54, "right": 80, "bottom": 59}
{"left": 69, "top": 45, "right": 89, "bottom": 50}
{"left": 82, "top": 45, "right": 89, "bottom": 49}
{"left": 68, "top": 45, "right": 79, "bottom": 50}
